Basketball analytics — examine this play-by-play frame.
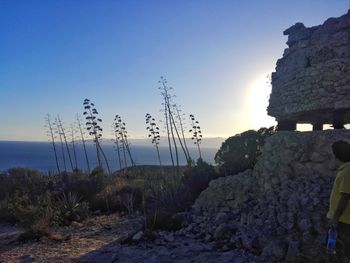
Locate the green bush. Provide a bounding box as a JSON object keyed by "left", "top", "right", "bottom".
{"left": 215, "top": 126, "right": 275, "bottom": 176}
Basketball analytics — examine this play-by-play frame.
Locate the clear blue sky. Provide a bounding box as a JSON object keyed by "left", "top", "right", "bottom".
{"left": 0, "top": 0, "right": 348, "bottom": 141}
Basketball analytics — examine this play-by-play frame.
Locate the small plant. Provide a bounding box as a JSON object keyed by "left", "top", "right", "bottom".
{"left": 189, "top": 114, "right": 203, "bottom": 160}
{"left": 57, "top": 192, "right": 89, "bottom": 222}
{"left": 83, "top": 99, "right": 111, "bottom": 174}
{"left": 119, "top": 186, "right": 141, "bottom": 214}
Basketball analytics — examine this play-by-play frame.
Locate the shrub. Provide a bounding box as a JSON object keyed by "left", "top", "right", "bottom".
{"left": 56, "top": 192, "right": 89, "bottom": 223}
{"left": 144, "top": 182, "right": 185, "bottom": 230}
{"left": 143, "top": 163, "right": 215, "bottom": 231}
{"left": 0, "top": 167, "right": 47, "bottom": 201}
{"left": 182, "top": 158, "right": 217, "bottom": 204}
{"left": 215, "top": 126, "right": 275, "bottom": 176}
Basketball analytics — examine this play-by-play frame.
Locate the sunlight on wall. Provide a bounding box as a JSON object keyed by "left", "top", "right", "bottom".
{"left": 297, "top": 124, "right": 313, "bottom": 131}
{"left": 298, "top": 124, "right": 350, "bottom": 131}
{"left": 244, "top": 73, "right": 276, "bottom": 130}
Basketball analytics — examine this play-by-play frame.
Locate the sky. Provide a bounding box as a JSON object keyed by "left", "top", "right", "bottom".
{"left": 0, "top": 0, "right": 349, "bottom": 141}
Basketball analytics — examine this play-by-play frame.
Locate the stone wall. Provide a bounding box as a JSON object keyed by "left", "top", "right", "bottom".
{"left": 268, "top": 10, "right": 350, "bottom": 125}
{"left": 190, "top": 130, "right": 350, "bottom": 261}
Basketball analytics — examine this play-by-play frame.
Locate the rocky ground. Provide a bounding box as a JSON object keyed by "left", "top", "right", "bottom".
{"left": 0, "top": 213, "right": 266, "bottom": 263}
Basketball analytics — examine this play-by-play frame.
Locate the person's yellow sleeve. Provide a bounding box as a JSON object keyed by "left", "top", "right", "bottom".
{"left": 340, "top": 171, "right": 350, "bottom": 194}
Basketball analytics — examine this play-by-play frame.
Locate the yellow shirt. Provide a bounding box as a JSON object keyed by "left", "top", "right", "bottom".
{"left": 327, "top": 162, "right": 350, "bottom": 224}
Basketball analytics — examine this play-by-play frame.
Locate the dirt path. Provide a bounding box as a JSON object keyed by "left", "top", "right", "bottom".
{"left": 0, "top": 214, "right": 265, "bottom": 263}
{"left": 0, "top": 214, "right": 142, "bottom": 263}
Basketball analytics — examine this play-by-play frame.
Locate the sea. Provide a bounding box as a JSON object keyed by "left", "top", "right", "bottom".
{"left": 0, "top": 141, "right": 219, "bottom": 174}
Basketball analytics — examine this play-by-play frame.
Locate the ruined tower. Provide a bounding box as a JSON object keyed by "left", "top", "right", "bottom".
{"left": 268, "top": 10, "right": 350, "bottom": 130}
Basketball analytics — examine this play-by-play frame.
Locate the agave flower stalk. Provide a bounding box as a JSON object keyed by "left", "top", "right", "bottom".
{"left": 146, "top": 113, "right": 163, "bottom": 174}
{"left": 114, "top": 115, "right": 135, "bottom": 169}
{"left": 175, "top": 105, "right": 191, "bottom": 164}
{"left": 57, "top": 116, "right": 74, "bottom": 171}
{"left": 45, "top": 114, "right": 61, "bottom": 174}
{"left": 70, "top": 124, "right": 79, "bottom": 171}
{"left": 112, "top": 123, "right": 122, "bottom": 171}
{"left": 189, "top": 114, "right": 203, "bottom": 159}
{"left": 83, "top": 99, "right": 111, "bottom": 174}
{"left": 77, "top": 114, "right": 90, "bottom": 173}
{"left": 55, "top": 117, "right": 67, "bottom": 172}
{"left": 159, "top": 77, "right": 179, "bottom": 174}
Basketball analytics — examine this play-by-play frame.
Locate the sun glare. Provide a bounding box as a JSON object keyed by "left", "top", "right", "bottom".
{"left": 245, "top": 74, "right": 276, "bottom": 129}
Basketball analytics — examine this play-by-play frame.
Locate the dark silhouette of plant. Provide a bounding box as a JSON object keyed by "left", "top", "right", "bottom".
{"left": 112, "top": 123, "right": 122, "bottom": 171}
{"left": 174, "top": 105, "right": 191, "bottom": 164}
{"left": 114, "top": 115, "right": 135, "bottom": 171}
{"left": 145, "top": 113, "right": 163, "bottom": 173}
{"left": 159, "top": 78, "right": 175, "bottom": 169}
{"left": 114, "top": 117, "right": 127, "bottom": 171}
{"left": 168, "top": 103, "right": 191, "bottom": 165}
{"left": 215, "top": 126, "right": 275, "bottom": 176}
{"left": 159, "top": 77, "right": 191, "bottom": 173}
{"left": 83, "top": 99, "right": 111, "bottom": 174}
{"left": 57, "top": 192, "right": 89, "bottom": 222}
{"left": 189, "top": 114, "right": 203, "bottom": 160}
{"left": 182, "top": 158, "right": 217, "bottom": 203}
{"left": 54, "top": 117, "right": 67, "bottom": 172}
{"left": 76, "top": 114, "right": 90, "bottom": 173}
{"left": 56, "top": 116, "right": 74, "bottom": 171}
{"left": 70, "top": 124, "right": 78, "bottom": 171}
{"left": 45, "top": 114, "right": 60, "bottom": 174}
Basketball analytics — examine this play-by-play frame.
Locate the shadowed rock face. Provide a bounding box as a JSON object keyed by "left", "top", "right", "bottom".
{"left": 268, "top": 10, "right": 350, "bottom": 128}
{"left": 191, "top": 130, "right": 350, "bottom": 262}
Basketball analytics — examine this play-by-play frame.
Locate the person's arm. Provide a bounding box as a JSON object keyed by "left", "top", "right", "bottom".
{"left": 332, "top": 192, "right": 350, "bottom": 228}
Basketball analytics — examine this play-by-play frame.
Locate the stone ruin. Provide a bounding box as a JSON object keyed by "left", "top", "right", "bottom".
{"left": 268, "top": 10, "right": 350, "bottom": 131}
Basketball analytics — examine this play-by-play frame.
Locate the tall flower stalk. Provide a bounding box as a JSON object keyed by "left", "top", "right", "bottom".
{"left": 114, "top": 115, "right": 135, "bottom": 170}
{"left": 146, "top": 113, "right": 163, "bottom": 174}
{"left": 112, "top": 123, "right": 122, "bottom": 171}
{"left": 189, "top": 114, "right": 203, "bottom": 160}
{"left": 175, "top": 106, "right": 191, "bottom": 164}
{"left": 159, "top": 77, "right": 191, "bottom": 173}
{"left": 70, "top": 124, "right": 78, "bottom": 171}
{"left": 45, "top": 114, "right": 61, "bottom": 174}
{"left": 83, "top": 99, "right": 111, "bottom": 174}
{"left": 55, "top": 117, "right": 67, "bottom": 173}
{"left": 77, "top": 114, "right": 90, "bottom": 173}
{"left": 56, "top": 116, "right": 74, "bottom": 171}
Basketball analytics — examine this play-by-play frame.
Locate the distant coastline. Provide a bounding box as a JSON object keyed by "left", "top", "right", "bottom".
{"left": 0, "top": 140, "right": 221, "bottom": 173}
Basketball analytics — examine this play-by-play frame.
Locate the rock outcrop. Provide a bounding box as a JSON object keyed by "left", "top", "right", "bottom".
{"left": 268, "top": 10, "right": 350, "bottom": 129}
{"left": 187, "top": 130, "right": 350, "bottom": 262}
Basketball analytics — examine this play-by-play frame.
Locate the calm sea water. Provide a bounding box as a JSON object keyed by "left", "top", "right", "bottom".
{"left": 0, "top": 141, "right": 218, "bottom": 173}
